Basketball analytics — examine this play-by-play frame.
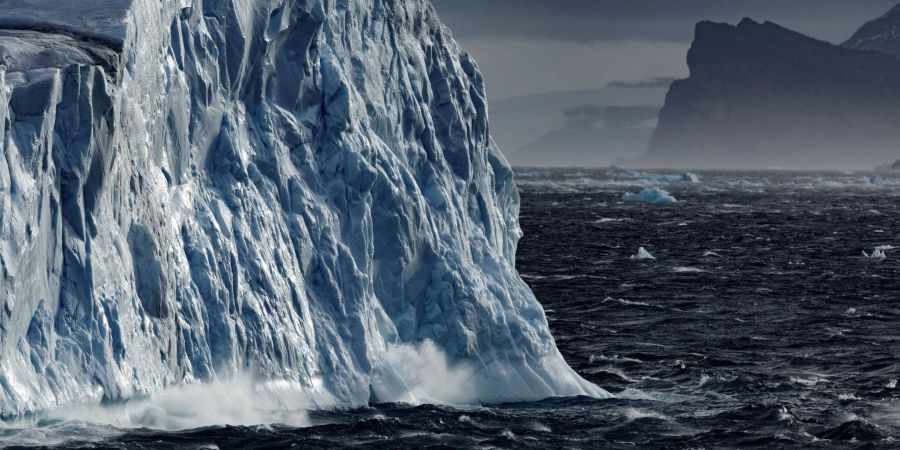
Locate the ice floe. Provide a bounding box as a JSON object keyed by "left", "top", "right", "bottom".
{"left": 623, "top": 187, "right": 677, "bottom": 203}
{"left": 863, "top": 248, "right": 888, "bottom": 260}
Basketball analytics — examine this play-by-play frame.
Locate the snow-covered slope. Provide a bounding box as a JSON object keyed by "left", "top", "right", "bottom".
{"left": 0, "top": 0, "right": 604, "bottom": 418}
{"left": 844, "top": 3, "right": 900, "bottom": 59}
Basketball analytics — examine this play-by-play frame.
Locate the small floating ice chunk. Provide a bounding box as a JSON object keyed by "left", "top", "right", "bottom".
{"left": 630, "top": 247, "right": 656, "bottom": 260}
{"left": 680, "top": 172, "right": 701, "bottom": 183}
{"left": 702, "top": 250, "right": 721, "bottom": 257}
{"left": 862, "top": 248, "right": 887, "bottom": 260}
{"left": 622, "top": 187, "right": 677, "bottom": 204}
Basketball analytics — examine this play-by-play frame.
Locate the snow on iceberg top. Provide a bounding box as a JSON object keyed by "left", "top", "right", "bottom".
{"left": 0, "top": 0, "right": 132, "bottom": 48}
{"left": 0, "top": 30, "right": 120, "bottom": 73}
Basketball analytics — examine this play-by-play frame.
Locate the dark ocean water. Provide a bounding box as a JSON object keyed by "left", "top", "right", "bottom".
{"left": 7, "top": 168, "right": 900, "bottom": 449}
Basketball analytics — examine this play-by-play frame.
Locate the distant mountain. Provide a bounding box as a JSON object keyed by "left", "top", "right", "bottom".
{"left": 844, "top": 4, "right": 900, "bottom": 59}
{"left": 635, "top": 17, "right": 900, "bottom": 170}
{"left": 512, "top": 106, "right": 658, "bottom": 167}
{"left": 488, "top": 85, "right": 669, "bottom": 163}
{"left": 875, "top": 159, "right": 900, "bottom": 171}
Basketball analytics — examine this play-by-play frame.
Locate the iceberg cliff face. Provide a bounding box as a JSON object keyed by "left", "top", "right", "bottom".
{"left": 0, "top": 0, "right": 603, "bottom": 417}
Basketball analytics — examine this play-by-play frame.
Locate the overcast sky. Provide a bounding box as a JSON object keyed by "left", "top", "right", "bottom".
{"left": 431, "top": 0, "right": 899, "bottom": 99}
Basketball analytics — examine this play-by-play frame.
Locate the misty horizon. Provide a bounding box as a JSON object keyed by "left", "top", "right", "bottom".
{"left": 431, "top": 0, "right": 900, "bottom": 171}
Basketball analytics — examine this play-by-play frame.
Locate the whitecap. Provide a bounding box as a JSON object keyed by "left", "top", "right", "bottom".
{"left": 589, "top": 354, "right": 643, "bottom": 364}
{"left": 673, "top": 266, "right": 707, "bottom": 273}
{"left": 622, "top": 408, "right": 671, "bottom": 422}
{"left": 777, "top": 406, "right": 795, "bottom": 422}
{"left": 602, "top": 297, "right": 651, "bottom": 307}
{"left": 615, "top": 388, "right": 695, "bottom": 403}
{"left": 499, "top": 429, "right": 516, "bottom": 439}
{"left": 698, "top": 374, "right": 711, "bottom": 387}
{"left": 789, "top": 375, "right": 828, "bottom": 387}
{"left": 594, "top": 217, "right": 631, "bottom": 224}
{"left": 585, "top": 367, "right": 639, "bottom": 383}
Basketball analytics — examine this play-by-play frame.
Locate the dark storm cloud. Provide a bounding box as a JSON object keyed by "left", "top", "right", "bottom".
{"left": 431, "top": 0, "right": 900, "bottom": 43}
{"left": 607, "top": 77, "right": 676, "bottom": 89}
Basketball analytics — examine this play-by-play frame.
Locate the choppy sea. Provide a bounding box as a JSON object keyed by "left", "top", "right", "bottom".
{"left": 5, "top": 168, "right": 900, "bottom": 449}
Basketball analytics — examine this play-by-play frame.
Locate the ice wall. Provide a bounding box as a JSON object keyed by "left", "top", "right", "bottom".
{"left": 0, "top": 0, "right": 603, "bottom": 417}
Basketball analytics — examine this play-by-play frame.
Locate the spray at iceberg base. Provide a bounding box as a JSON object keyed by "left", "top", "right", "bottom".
{"left": 0, "top": 0, "right": 606, "bottom": 424}
{"left": 5, "top": 340, "right": 579, "bottom": 434}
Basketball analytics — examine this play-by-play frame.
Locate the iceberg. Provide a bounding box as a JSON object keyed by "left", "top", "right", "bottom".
{"left": 0, "top": 0, "right": 605, "bottom": 419}
{"left": 656, "top": 172, "right": 701, "bottom": 184}
{"left": 623, "top": 187, "right": 678, "bottom": 203}
{"left": 863, "top": 248, "right": 888, "bottom": 260}
{"left": 630, "top": 247, "right": 656, "bottom": 260}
